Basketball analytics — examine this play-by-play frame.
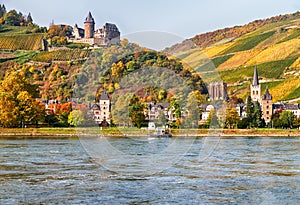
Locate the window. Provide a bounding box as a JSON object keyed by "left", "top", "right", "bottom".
{"left": 253, "top": 91, "right": 255, "bottom": 95}
{"left": 267, "top": 117, "right": 269, "bottom": 120}
{"left": 104, "top": 102, "right": 106, "bottom": 104}
{"left": 266, "top": 106, "right": 269, "bottom": 109}
{"left": 256, "top": 91, "right": 258, "bottom": 95}
{"left": 266, "top": 111, "right": 269, "bottom": 115}
{"left": 103, "top": 107, "right": 106, "bottom": 110}
{"left": 104, "top": 112, "right": 106, "bottom": 115}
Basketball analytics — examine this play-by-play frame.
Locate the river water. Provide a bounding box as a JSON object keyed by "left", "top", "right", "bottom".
{"left": 0, "top": 137, "right": 299, "bottom": 204}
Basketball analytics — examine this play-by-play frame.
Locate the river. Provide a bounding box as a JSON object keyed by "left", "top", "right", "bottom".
{"left": 0, "top": 137, "right": 299, "bottom": 204}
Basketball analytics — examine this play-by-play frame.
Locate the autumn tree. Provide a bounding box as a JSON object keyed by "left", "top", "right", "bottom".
{"left": 0, "top": 71, "right": 44, "bottom": 127}
{"left": 0, "top": 92, "right": 18, "bottom": 127}
{"left": 129, "top": 95, "right": 146, "bottom": 128}
{"left": 225, "top": 108, "right": 240, "bottom": 129}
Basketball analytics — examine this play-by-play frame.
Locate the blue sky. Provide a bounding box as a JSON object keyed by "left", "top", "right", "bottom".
{"left": 2, "top": 0, "right": 300, "bottom": 44}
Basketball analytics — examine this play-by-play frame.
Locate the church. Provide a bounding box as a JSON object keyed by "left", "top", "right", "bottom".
{"left": 69, "top": 12, "right": 120, "bottom": 46}
{"left": 250, "top": 67, "right": 273, "bottom": 124}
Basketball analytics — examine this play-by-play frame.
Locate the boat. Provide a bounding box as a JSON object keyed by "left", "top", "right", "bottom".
{"left": 148, "top": 129, "right": 172, "bottom": 138}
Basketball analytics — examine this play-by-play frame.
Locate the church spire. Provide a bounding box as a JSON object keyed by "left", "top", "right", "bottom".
{"left": 252, "top": 66, "right": 259, "bottom": 86}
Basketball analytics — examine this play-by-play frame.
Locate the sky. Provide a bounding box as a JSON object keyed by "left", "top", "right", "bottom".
{"left": 1, "top": 0, "right": 300, "bottom": 49}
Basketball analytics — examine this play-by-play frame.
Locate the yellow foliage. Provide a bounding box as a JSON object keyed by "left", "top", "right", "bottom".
{"left": 204, "top": 42, "right": 234, "bottom": 58}
{"left": 217, "top": 49, "right": 261, "bottom": 71}
{"left": 290, "top": 57, "right": 300, "bottom": 70}
{"left": 29, "top": 66, "right": 35, "bottom": 73}
{"left": 246, "top": 39, "right": 300, "bottom": 66}
{"left": 269, "top": 77, "right": 300, "bottom": 101}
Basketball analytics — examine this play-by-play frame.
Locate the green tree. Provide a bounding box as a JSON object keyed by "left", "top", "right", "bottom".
{"left": 253, "top": 101, "right": 265, "bottom": 128}
{"left": 156, "top": 110, "right": 167, "bottom": 127}
{"left": 245, "top": 96, "right": 254, "bottom": 127}
{"left": 129, "top": 95, "right": 146, "bottom": 128}
{"left": 3, "top": 10, "right": 22, "bottom": 26}
{"left": 185, "top": 92, "right": 199, "bottom": 128}
{"left": 26, "top": 12, "right": 33, "bottom": 25}
{"left": 279, "top": 111, "right": 294, "bottom": 129}
{"left": 170, "top": 97, "right": 181, "bottom": 119}
{"left": 111, "top": 94, "right": 130, "bottom": 127}
{"left": 68, "top": 110, "right": 85, "bottom": 127}
{"left": 206, "top": 108, "right": 219, "bottom": 128}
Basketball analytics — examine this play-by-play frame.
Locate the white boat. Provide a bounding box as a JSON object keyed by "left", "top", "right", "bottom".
{"left": 148, "top": 129, "right": 172, "bottom": 138}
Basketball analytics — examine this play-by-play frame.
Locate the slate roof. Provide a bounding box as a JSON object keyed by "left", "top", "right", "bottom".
{"left": 85, "top": 12, "right": 94, "bottom": 23}
{"left": 100, "top": 89, "right": 109, "bottom": 100}
{"left": 262, "top": 88, "right": 272, "bottom": 100}
{"left": 252, "top": 66, "right": 259, "bottom": 86}
{"left": 285, "top": 104, "right": 300, "bottom": 110}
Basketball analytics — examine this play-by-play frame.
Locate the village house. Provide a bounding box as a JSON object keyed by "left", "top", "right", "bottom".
{"left": 90, "top": 89, "right": 111, "bottom": 126}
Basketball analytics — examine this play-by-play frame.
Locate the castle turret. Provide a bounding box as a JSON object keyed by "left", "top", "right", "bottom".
{"left": 250, "top": 66, "right": 261, "bottom": 102}
{"left": 84, "top": 12, "right": 95, "bottom": 38}
{"left": 261, "top": 87, "right": 272, "bottom": 124}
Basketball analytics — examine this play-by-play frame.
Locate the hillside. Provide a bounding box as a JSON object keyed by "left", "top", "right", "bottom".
{"left": 167, "top": 11, "right": 300, "bottom": 103}
{"left": 0, "top": 25, "right": 45, "bottom": 51}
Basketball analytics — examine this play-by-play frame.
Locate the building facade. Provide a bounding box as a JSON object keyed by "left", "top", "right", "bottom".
{"left": 90, "top": 89, "right": 111, "bottom": 126}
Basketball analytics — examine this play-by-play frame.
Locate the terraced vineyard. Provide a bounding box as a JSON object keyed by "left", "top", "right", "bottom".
{"left": 0, "top": 34, "right": 44, "bottom": 51}
{"left": 32, "top": 49, "right": 92, "bottom": 62}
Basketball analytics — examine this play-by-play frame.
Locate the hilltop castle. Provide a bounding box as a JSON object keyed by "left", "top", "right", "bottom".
{"left": 69, "top": 12, "right": 120, "bottom": 46}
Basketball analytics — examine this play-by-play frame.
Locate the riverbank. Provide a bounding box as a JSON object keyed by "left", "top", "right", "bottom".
{"left": 0, "top": 127, "right": 299, "bottom": 139}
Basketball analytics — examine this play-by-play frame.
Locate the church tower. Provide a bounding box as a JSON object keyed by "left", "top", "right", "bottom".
{"left": 261, "top": 88, "right": 272, "bottom": 124}
{"left": 99, "top": 89, "right": 110, "bottom": 125}
{"left": 250, "top": 66, "right": 261, "bottom": 102}
{"left": 84, "top": 12, "right": 95, "bottom": 38}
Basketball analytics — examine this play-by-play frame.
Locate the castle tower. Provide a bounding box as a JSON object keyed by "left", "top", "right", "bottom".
{"left": 250, "top": 66, "right": 261, "bottom": 102}
{"left": 261, "top": 88, "right": 272, "bottom": 124}
{"left": 84, "top": 12, "right": 95, "bottom": 38}
{"left": 99, "top": 89, "right": 110, "bottom": 125}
